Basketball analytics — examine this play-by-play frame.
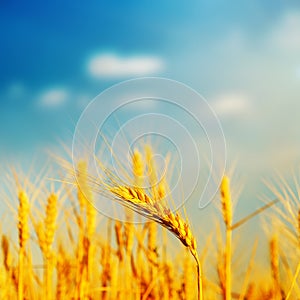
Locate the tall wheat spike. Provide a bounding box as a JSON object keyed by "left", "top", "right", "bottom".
{"left": 269, "top": 235, "right": 284, "bottom": 299}
{"left": 145, "top": 146, "right": 160, "bottom": 298}
{"left": 131, "top": 148, "right": 145, "bottom": 299}
{"left": 220, "top": 176, "right": 232, "bottom": 300}
{"left": 18, "top": 190, "right": 30, "bottom": 300}
{"left": 76, "top": 161, "right": 88, "bottom": 298}
{"left": 44, "top": 193, "right": 58, "bottom": 300}
{"left": 76, "top": 161, "right": 96, "bottom": 297}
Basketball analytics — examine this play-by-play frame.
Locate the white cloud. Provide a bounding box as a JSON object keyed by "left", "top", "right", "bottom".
{"left": 270, "top": 11, "right": 300, "bottom": 52}
{"left": 87, "top": 53, "right": 164, "bottom": 78}
{"left": 212, "top": 92, "right": 252, "bottom": 117}
{"left": 39, "top": 88, "right": 69, "bottom": 108}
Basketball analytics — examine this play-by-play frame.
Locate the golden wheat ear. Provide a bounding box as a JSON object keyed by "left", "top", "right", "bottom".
{"left": 220, "top": 176, "right": 232, "bottom": 300}
{"left": 18, "top": 190, "right": 30, "bottom": 300}
{"left": 108, "top": 185, "right": 202, "bottom": 300}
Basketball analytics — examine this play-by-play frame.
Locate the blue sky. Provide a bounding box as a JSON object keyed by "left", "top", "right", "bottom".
{"left": 1, "top": 1, "right": 300, "bottom": 217}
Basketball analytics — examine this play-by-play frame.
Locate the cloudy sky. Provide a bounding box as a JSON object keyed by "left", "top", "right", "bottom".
{"left": 1, "top": 1, "right": 300, "bottom": 217}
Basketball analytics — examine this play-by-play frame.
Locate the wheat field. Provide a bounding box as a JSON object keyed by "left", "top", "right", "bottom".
{"left": 0, "top": 145, "right": 299, "bottom": 300}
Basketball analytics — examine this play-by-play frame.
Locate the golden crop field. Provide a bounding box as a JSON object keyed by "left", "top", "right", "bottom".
{"left": 0, "top": 145, "right": 299, "bottom": 300}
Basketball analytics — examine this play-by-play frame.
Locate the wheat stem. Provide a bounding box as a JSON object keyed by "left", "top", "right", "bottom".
{"left": 286, "top": 260, "right": 300, "bottom": 300}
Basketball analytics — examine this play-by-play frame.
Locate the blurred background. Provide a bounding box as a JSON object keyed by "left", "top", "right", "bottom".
{"left": 1, "top": 1, "right": 300, "bottom": 222}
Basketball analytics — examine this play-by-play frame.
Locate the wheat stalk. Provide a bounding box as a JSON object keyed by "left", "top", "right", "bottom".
{"left": 286, "top": 260, "right": 300, "bottom": 300}
{"left": 2, "top": 235, "right": 11, "bottom": 273}
{"left": 297, "top": 209, "right": 300, "bottom": 244}
{"left": 56, "top": 244, "right": 67, "bottom": 300}
{"left": 45, "top": 194, "right": 58, "bottom": 257}
{"left": 182, "top": 249, "right": 194, "bottom": 299}
{"left": 107, "top": 185, "right": 202, "bottom": 300}
{"left": 269, "top": 235, "right": 284, "bottom": 298}
{"left": 114, "top": 221, "right": 123, "bottom": 261}
{"left": 1, "top": 235, "right": 13, "bottom": 298}
{"left": 220, "top": 176, "right": 232, "bottom": 300}
{"left": 75, "top": 161, "right": 97, "bottom": 297}
{"left": 144, "top": 146, "right": 160, "bottom": 298}
{"left": 45, "top": 193, "right": 58, "bottom": 300}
